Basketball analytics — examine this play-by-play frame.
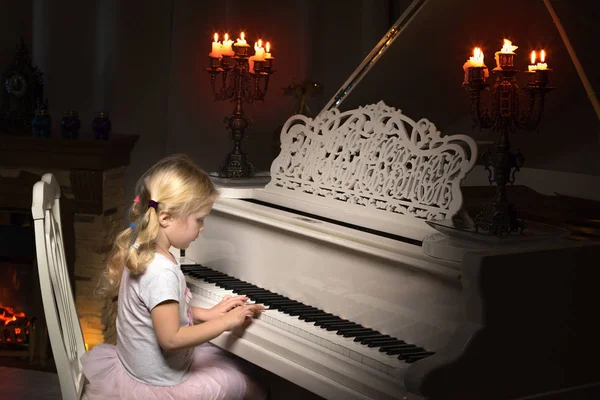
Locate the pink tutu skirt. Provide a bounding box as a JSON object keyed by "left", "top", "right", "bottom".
{"left": 81, "top": 343, "right": 267, "bottom": 400}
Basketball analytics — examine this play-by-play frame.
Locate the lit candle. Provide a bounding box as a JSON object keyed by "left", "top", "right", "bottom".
{"left": 494, "top": 38, "right": 518, "bottom": 69}
{"left": 537, "top": 50, "right": 548, "bottom": 70}
{"left": 209, "top": 32, "right": 222, "bottom": 58}
{"left": 253, "top": 39, "right": 266, "bottom": 61}
{"left": 467, "top": 47, "right": 485, "bottom": 67}
{"left": 221, "top": 33, "right": 234, "bottom": 57}
{"left": 264, "top": 42, "right": 274, "bottom": 70}
{"left": 528, "top": 51, "right": 537, "bottom": 71}
{"left": 248, "top": 39, "right": 265, "bottom": 74}
{"left": 462, "top": 47, "right": 489, "bottom": 83}
{"left": 235, "top": 31, "right": 248, "bottom": 47}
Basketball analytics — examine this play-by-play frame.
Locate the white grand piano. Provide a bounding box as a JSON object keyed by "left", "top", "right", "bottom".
{"left": 182, "top": 1, "right": 600, "bottom": 399}
{"left": 183, "top": 101, "right": 600, "bottom": 399}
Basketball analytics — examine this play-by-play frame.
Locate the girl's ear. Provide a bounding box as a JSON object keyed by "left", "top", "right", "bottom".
{"left": 157, "top": 210, "right": 172, "bottom": 228}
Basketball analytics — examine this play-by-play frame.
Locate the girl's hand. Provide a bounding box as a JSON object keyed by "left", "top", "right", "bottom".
{"left": 202, "top": 295, "right": 249, "bottom": 321}
{"left": 220, "top": 303, "right": 265, "bottom": 332}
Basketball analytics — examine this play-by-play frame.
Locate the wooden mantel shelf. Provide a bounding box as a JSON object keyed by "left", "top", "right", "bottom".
{"left": 0, "top": 134, "right": 139, "bottom": 170}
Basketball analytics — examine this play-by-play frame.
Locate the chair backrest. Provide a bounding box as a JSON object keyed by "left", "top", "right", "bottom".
{"left": 32, "top": 173, "right": 86, "bottom": 400}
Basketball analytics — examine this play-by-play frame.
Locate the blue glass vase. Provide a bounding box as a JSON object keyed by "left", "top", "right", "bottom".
{"left": 61, "top": 111, "right": 81, "bottom": 139}
{"left": 92, "top": 112, "right": 112, "bottom": 140}
{"left": 32, "top": 109, "right": 51, "bottom": 137}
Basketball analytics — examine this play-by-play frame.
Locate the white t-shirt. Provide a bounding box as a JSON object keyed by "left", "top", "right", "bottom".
{"left": 116, "top": 253, "right": 194, "bottom": 386}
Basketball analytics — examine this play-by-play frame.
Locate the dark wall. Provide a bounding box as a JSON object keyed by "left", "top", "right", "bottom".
{"left": 1, "top": 0, "right": 597, "bottom": 204}
{"left": 331, "top": 0, "right": 600, "bottom": 175}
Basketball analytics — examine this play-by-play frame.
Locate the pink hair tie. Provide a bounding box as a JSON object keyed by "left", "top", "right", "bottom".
{"left": 133, "top": 195, "right": 140, "bottom": 204}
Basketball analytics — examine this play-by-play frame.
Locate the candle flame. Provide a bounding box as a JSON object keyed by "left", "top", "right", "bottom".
{"left": 530, "top": 51, "right": 536, "bottom": 64}
{"left": 213, "top": 33, "right": 218, "bottom": 42}
{"left": 500, "top": 39, "right": 518, "bottom": 53}
{"left": 240, "top": 32, "right": 245, "bottom": 41}
{"left": 266, "top": 42, "right": 270, "bottom": 53}
{"left": 224, "top": 33, "right": 229, "bottom": 41}
{"left": 258, "top": 39, "right": 263, "bottom": 48}
{"left": 540, "top": 50, "right": 545, "bottom": 62}
{"left": 470, "top": 47, "right": 484, "bottom": 64}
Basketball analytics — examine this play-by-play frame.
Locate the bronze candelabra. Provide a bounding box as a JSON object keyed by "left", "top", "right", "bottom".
{"left": 463, "top": 48, "right": 554, "bottom": 235}
{"left": 206, "top": 43, "right": 275, "bottom": 178}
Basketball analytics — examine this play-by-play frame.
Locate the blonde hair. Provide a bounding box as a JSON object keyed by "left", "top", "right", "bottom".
{"left": 100, "top": 154, "right": 218, "bottom": 297}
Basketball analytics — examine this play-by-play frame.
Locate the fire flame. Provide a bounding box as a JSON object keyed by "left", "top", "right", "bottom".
{"left": 224, "top": 33, "right": 229, "bottom": 41}
{"left": 240, "top": 32, "right": 245, "bottom": 41}
{"left": 500, "top": 39, "right": 518, "bottom": 53}
{"left": 213, "top": 32, "right": 218, "bottom": 42}
{"left": 531, "top": 51, "right": 536, "bottom": 64}
{"left": 470, "top": 47, "right": 484, "bottom": 65}
{"left": 540, "top": 50, "right": 545, "bottom": 62}
{"left": 0, "top": 306, "right": 26, "bottom": 326}
{"left": 266, "top": 42, "right": 271, "bottom": 53}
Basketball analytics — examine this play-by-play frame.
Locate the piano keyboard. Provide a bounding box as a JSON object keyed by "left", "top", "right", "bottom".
{"left": 181, "top": 264, "right": 434, "bottom": 378}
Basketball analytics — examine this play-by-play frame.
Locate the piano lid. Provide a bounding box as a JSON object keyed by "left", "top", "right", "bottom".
{"left": 318, "top": 0, "right": 600, "bottom": 173}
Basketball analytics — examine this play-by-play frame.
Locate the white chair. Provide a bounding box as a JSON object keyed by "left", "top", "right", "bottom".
{"left": 32, "top": 173, "right": 87, "bottom": 400}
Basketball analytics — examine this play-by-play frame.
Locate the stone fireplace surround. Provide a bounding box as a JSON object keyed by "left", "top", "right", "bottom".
{"left": 0, "top": 134, "right": 137, "bottom": 349}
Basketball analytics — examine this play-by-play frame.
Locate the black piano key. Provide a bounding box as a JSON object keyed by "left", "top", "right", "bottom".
{"left": 191, "top": 272, "right": 226, "bottom": 279}
{"left": 330, "top": 324, "right": 363, "bottom": 332}
{"left": 204, "top": 276, "right": 233, "bottom": 283}
{"left": 261, "top": 299, "right": 290, "bottom": 307}
{"left": 208, "top": 276, "right": 237, "bottom": 281}
{"left": 246, "top": 293, "right": 274, "bottom": 300}
{"left": 303, "top": 314, "right": 335, "bottom": 322}
{"left": 367, "top": 339, "right": 406, "bottom": 348}
{"left": 380, "top": 344, "right": 416, "bottom": 353}
{"left": 275, "top": 302, "right": 309, "bottom": 310}
{"left": 294, "top": 310, "right": 325, "bottom": 318}
{"left": 186, "top": 269, "right": 222, "bottom": 275}
{"left": 398, "top": 349, "right": 428, "bottom": 360}
{"left": 277, "top": 302, "right": 307, "bottom": 309}
{"left": 231, "top": 287, "right": 261, "bottom": 293}
{"left": 335, "top": 326, "right": 366, "bottom": 335}
{"left": 325, "top": 322, "right": 361, "bottom": 331}
{"left": 245, "top": 291, "right": 274, "bottom": 298}
{"left": 239, "top": 289, "right": 273, "bottom": 295}
{"left": 360, "top": 335, "right": 392, "bottom": 345}
{"left": 353, "top": 333, "right": 384, "bottom": 342}
{"left": 405, "top": 352, "right": 435, "bottom": 363}
{"left": 264, "top": 300, "right": 297, "bottom": 307}
{"left": 309, "top": 316, "right": 342, "bottom": 324}
{"left": 342, "top": 328, "right": 376, "bottom": 338}
{"left": 213, "top": 278, "right": 242, "bottom": 284}
{"left": 316, "top": 318, "right": 350, "bottom": 326}
{"left": 181, "top": 265, "right": 208, "bottom": 271}
{"left": 252, "top": 295, "right": 285, "bottom": 302}
{"left": 260, "top": 296, "right": 291, "bottom": 302}
{"left": 222, "top": 282, "right": 253, "bottom": 288}
{"left": 384, "top": 346, "right": 419, "bottom": 355}
{"left": 296, "top": 310, "right": 327, "bottom": 317}
{"left": 378, "top": 343, "right": 413, "bottom": 352}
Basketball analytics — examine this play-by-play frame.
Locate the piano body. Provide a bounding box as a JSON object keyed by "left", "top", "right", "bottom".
{"left": 182, "top": 1, "right": 600, "bottom": 398}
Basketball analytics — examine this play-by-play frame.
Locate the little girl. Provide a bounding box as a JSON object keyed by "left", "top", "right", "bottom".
{"left": 82, "top": 154, "right": 267, "bottom": 400}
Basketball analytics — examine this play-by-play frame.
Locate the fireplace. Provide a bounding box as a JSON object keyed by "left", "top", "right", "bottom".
{"left": 0, "top": 206, "right": 47, "bottom": 363}
{"left": 0, "top": 134, "right": 138, "bottom": 353}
